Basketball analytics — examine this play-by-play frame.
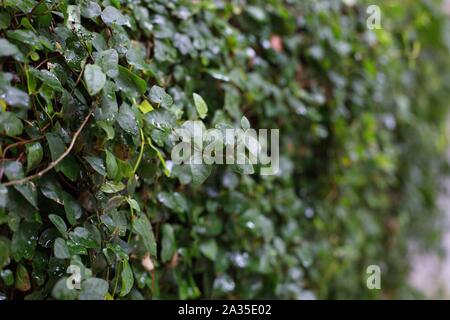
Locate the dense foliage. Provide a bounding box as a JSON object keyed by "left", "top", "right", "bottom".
{"left": 0, "top": 0, "right": 449, "bottom": 300}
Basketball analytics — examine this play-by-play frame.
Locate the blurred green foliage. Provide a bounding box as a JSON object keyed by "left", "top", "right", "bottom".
{"left": 0, "top": 0, "right": 449, "bottom": 299}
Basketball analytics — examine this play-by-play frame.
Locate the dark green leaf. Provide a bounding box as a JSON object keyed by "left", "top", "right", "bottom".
{"left": 120, "top": 259, "right": 134, "bottom": 297}
{"left": 132, "top": 215, "right": 156, "bottom": 256}
{"left": 26, "top": 141, "right": 43, "bottom": 172}
{"left": 48, "top": 214, "right": 68, "bottom": 238}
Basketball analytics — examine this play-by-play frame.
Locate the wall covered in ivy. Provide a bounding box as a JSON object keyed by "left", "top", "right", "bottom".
{"left": 0, "top": 0, "right": 449, "bottom": 299}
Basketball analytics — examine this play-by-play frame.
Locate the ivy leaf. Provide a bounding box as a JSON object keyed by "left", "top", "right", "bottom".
{"left": 62, "top": 192, "right": 83, "bottom": 226}
{"left": 126, "top": 198, "right": 140, "bottom": 212}
{"left": 6, "top": 0, "right": 35, "bottom": 14}
{"left": 97, "top": 121, "right": 115, "bottom": 140}
{"left": 149, "top": 85, "right": 173, "bottom": 108}
{"left": 157, "top": 191, "right": 188, "bottom": 215}
{"left": 132, "top": 215, "right": 156, "bottom": 256}
{"left": 115, "top": 65, "right": 147, "bottom": 97}
{"left": 0, "top": 237, "right": 11, "bottom": 269}
{"left": 29, "top": 68, "right": 64, "bottom": 92}
{"left": 0, "top": 38, "right": 23, "bottom": 60}
{"left": 199, "top": 239, "right": 218, "bottom": 260}
{"left": 101, "top": 6, "right": 130, "bottom": 27}
{"left": 79, "top": 278, "right": 109, "bottom": 300}
{"left": 15, "top": 263, "right": 31, "bottom": 292}
{"left": 0, "top": 86, "right": 29, "bottom": 108}
{"left": 69, "top": 227, "right": 97, "bottom": 249}
{"left": 14, "top": 182, "right": 38, "bottom": 209}
{"left": 6, "top": 30, "right": 42, "bottom": 50}
{"left": 84, "top": 64, "right": 106, "bottom": 96}
{"left": 95, "top": 49, "right": 119, "bottom": 77}
{"left": 11, "top": 221, "right": 39, "bottom": 261}
{"left": 100, "top": 180, "right": 126, "bottom": 194}
{"left": 80, "top": 1, "right": 101, "bottom": 19}
{"left": 120, "top": 260, "right": 134, "bottom": 297}
{"left": 26, "top": 141, "right": 43, "bottom": 172}
{"left": 48, "top": 214, "right": 68, "bottom": 238}
{"left": 0, "top": 112, "right": 23, "bottom": 136}
{"left": 0, "top": 13, "right": 11, "bottom": 30}
{"left": 193, "top": 93, "right": 208, "bottom": 119}
{"left": 45, "top": 132, "right": 65, "bottom": 160}
{"left": 117, "top": 104, "right": 138, "bottom": 135}
{"left": 83, "top": 155, "right": 106, "bottom": 176}
{"left": 105, "top": 150, "right": 119, "bottom": 180}
{"left": 46, "top": 133, "right": 80, "bottom": 181}
{"left": 98, "top": 81, "right": 118, "bottom": 124}
{"left": 138, "top": 100, "right": 153, "bottom": 114}
{"left": 161, "top": 224, "right": 176, "bottom": 263}
{"left": 51, "top": 277, "right": 78, "bottom": 300}
{"left": 189, "top": 164, "right": 212, "bottom": 186}
{"left": 54, "top": 237, "right": 70, "bottom": 259}
{"left": 126, "top": 42, "right": 152, "bottom": 72}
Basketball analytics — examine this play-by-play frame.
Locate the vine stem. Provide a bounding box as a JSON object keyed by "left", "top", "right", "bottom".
{"left": 132, "top": 128, "right": 145, "bottom": 174}
{"left": 1, "top": 109, "right": 94, "bottom": 187}
{"left": 2, "top": 136, "right": 44, "bottom": 158}
{"left": 146, "top": 137, "right": 170, "bottom": 177}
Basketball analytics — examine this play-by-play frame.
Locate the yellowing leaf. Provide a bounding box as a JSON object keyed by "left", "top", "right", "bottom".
{"left": 138, "top": 100, "right": 154, "bottom": 114}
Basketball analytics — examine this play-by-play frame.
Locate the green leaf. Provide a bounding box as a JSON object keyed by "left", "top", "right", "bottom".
{"left": 157, "top": 191, "right": 188, "bottom": 215}
{"left": 95, "top": 49, "right": 119, "bottom": 77}
{"left": 48, "top": 214, "right": 68, "bottom": 238}
{"left": 120, "top": 259, "right": 134, "bottom": 297}
{"left": 97, "top": 121, "right": 115, "bottom": 140}
{"left": 66, "top": 5, "right": 81, "bottom": 26}
{"left": 26, "top": 141, "right": 43, "bottom": 172}
{"left": 115, "top": 65, "right": 147, "bottom": 97}
{"left": 83, "top": 155, "right": 106, "bottom": 176}
{"left": 105, "top": 150, "right": 119, "bottom": 180}
{"left": 3, "top": 161, "right": 24, "bottom": 181}
{"left": 0, "top": 12, "right": 11, "bottom": 30}
{"left": 0, "top": 112, "right": 23, "bottom": 136}
{"left": 199, "top": 239, "right": 218, "bottom": 260}
{"left": 117, "top": 104, "right": 138, "bottom": 135}
{"left": 45, "top": 132, "right": 65, "bottom": 160}
{"left": 193, "top": 93, "right": 208, "bottom": 119}
{"left": 126, "top": 198, "right": 140, "bottom": 212}
{"left": 69, "top": 227, "right": 97, "bottom": 249}
{"left": 126, "top": 42, "right": 152, "bottom": 72}
{"left": 161, "top": 224, "right": 176, "bottom": 263}
{"left": 15, "top": 263, "right": 31, "bottom": 291}
{"left": 0, "top": 86, "right": 29, "bottom": 108}
{"left": 54, "top": 237, "right": 70, "bottom": 259}
{"left": 46, "top": 133, "right": 80, "bottom": 180}
{"left": 11, "top": 221, "right": 39, "bottom": 261}
{"left": 149, "top": 85, "right": 173, "bottom": 108}
{"left": 6, "top": 30, "right": 42, "bottom": 49}
{"left": 62, "top": 192, "right": 83, "bottom": 226}
{"left": 29, "top": 68, "right": 64, "bottom": 92}
{"left": 0, "top": 237, "right": 11, "bottom": 269}
{"left": 80, "top": 1, "right": 101, "bottom": 19}
{"left": 52, "top": 277, "right": 78, "bottom": 300}
{"left": 100, "top": 180, "right": 126, "bottom": 194}
{"left": 79, "top": 277, "right": 109, "bottom": 300}
{"left": 132, "top": 215, "right": 156, "bottom": 256}
{"left": 14, "top": 182, "right": 38, "bottom": 209}
{"left": 1, "top": 269, "right": 14, "bottom": 286}
{"left": 0, "top": 38, "right": 23, "bottom": 59}
{"left": 98, "top": 81, "right": 118, "bottom": 123}
{"left": 101, "top": 6, "right": 130, "bottom": 27}
{"left": 84, "top": 64, "right": 106, "bottom": 96}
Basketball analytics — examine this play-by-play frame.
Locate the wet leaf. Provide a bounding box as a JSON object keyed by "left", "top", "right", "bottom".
{"left": 84, "top": 64, "right": 106, "bottom": 96}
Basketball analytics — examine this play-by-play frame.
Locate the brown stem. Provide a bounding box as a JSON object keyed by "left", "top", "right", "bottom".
{"left": 1, "top": 109, "right": 94, "bottom": 187}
